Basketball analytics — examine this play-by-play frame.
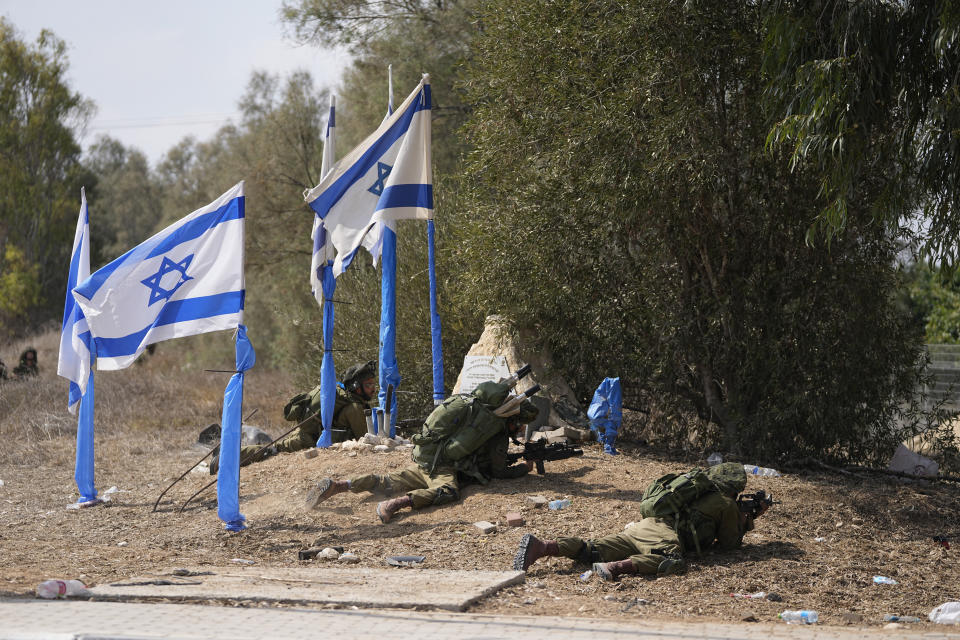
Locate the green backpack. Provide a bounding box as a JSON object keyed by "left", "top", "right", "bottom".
{"left": 411, "top": 381, "right": 512, "bottom": 471}
{"left": 638, "top": 468, "right": 717, "bottom": 519}
{"left": 283, "top": 385, "right": 350, "bottom": 424}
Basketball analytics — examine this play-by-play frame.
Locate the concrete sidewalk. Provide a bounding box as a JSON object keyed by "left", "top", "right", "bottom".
{"left": 2, "top": 599, "right": 959, "bottom": 640}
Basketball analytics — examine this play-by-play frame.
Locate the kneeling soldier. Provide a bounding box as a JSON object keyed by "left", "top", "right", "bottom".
{"left": 304, "top": 380, "right": 539, "bottom": 523}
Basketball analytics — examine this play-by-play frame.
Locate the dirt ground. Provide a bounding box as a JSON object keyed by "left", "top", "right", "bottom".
{"left": 1, "top": 334, "right": 959, "bottom": 629}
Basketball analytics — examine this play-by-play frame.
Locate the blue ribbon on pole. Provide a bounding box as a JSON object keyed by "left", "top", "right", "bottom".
{"left": 217, "top": 325, "right": 255, "bottom": 531}
{"left": 74, "top": 371, "right": 97, "bottom": 503}
{"left": 427, "top": 220, "right": 445, "bottom": 404}
{"left": 378, "top": 226, "right": 401, "bottom": 436}
{"left": 318, "top": 261, "right": 336, "bottom": 447}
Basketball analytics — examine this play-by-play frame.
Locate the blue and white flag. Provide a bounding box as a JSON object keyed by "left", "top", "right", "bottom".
{"left": 73, "top": 182, "right": 246, "bottom": 370}
{"left": 57, "top": 188, "right": 93, "bottom": 411}
{"left": 304, "top": 75, "right": 433, "bottom": 277}
{"left": 310, "top": 95, "right": 337, "bottom": 306}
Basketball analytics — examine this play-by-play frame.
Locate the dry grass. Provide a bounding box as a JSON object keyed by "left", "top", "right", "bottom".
{"left": 1, "top": 329, "right": 959, "bottom": 630}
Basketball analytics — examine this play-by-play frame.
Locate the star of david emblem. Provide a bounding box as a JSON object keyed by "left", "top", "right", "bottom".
{"left": 141, "top": 255, "right": 194, "bottom": 305}
{"left": 368, "top": 161, "right": 393, "bottom": 196}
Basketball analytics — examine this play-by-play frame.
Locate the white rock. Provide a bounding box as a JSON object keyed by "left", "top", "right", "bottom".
{"left": 338, "top": 552, "right": 360, "bottom": 563}
{"left": 373, "top": 445, "right": 391, "bottom": 453}
{"left": 319, "top": 547, "right": 340, "bottom": 560}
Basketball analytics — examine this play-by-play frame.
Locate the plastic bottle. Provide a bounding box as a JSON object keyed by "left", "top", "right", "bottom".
{"left": 779, "top": 610, "right": 818, "bottom": 624}
{"left": 36, "top": 579, "right": 88, "bottom": 599}
{"left": 929, "top": 601, "right": 960, "bottom": 624}
{"left": 883, "top": 615, "right": 922, "bottom": 623}
{"left": 744, "top": 464, "right": 781, "bottom": 477}
{"left": 707, "top": 453, "right": 723, "bottom": 466}
{"left": 873, "top": 575, "right": 898, "bottom": 585}
{"left": 548, "top": 499, "right": 571, "bottom": 510}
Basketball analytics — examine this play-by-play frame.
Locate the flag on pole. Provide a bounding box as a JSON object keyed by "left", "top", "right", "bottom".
{"left": 73, "top": 182, "right": 246, "bottom": 370}
{"left": 310, "top": 95, "right": 337, "bottom": 307}
{"left": 58, "top": 188, "right": 98, "bottom": 504}
{"left": 58, "top": 188, "right": 93, "bottom": 410}
{"left": 303, "top": 75, "right": 433, "bottom": 277}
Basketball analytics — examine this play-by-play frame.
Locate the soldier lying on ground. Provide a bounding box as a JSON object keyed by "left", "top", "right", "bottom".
{"left": 513, "top": 462, "right": 767, "bottom": 580}
{"left": 304, "top": 380, "right": 540, "bottom": 523}
{"left": 210, "top": 361, "right": 377, "bottom": 474}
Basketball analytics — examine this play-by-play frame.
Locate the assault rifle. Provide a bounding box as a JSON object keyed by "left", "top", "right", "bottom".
{"left": 507, "top": 439, "right": 584, "bottom": 474}
{"left": 736, "top": 490, "right": 778, "bottom": 518}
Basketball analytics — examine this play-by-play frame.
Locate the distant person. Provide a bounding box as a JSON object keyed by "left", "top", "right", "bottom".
{"left": 513, "top": 462, "right": 768, "bottom": 580}
{"left": 209, "top": 361, "right": 377, "bottom": 474}
{"left": 12, "top": 348, "right": 38, "bottom": 379}
{"left": 304, "top": 380, "right": 539, "bottom": 523}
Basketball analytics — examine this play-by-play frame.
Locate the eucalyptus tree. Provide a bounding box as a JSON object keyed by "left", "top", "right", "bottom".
{"left": 453, "top": 0, "right": 930, "bottom": 462}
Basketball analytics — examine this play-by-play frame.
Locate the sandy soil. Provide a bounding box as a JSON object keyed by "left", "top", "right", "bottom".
{"left": 1, "top": 338, "right": 958, "bottom": 629}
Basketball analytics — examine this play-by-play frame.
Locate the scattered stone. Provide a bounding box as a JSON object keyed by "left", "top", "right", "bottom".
{"left": 319, "top": 547, "right": 340, "bottom": 560}
{"left": 373, "top": 445, "right": 391, "bottom": 453}
{"left": 884, "top": 622, "right": 904, "bottom": 630}
{"left": 303, "top": 448, "right": 319, "bottom": 460}
{"left": 337, "top": 552, "right": 359, "bottom": 563}
{"left": 766, "top": 593, "right": 783, "bottom": 602}
{"left": 523, "top": 598, "right": 537, "bottom": 605}
{"left": 525, "top": 495, "right": 548, "bottom": 508}
{"left": 117, "top": 541, "right": 128, "bottom": 547}
{"left": 506, "top": 512, "right": 525, "bottom": 527}
{"left": 357, "top": 443, "right": 375, "bottom": 453}
{"left": 841, "top": 613, "right": 864, "bottom": 624}
{"left": 603, "top": 595, "right": 618, "bottom": 601}
{"left": 474, "top": 521, "right": 497, "bottom": 534}
{"left": 741, "top": 613, "right": 759, "bottom": 622}
{"left": 528, "top": 431, "right": 546, "bottom": 443}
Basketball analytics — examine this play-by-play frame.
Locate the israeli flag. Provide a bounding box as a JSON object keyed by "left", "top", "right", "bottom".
{"left": 304, "top": 75, "right": 433, "bottom": 277}
{"left": 73, "top": 182, "right": 246, "bottom": 370}
{"left": 310, "top": 95, "right": 337, "bottom": 306}
{"left": 57, "top": 188, "right": 93, "bottom": 411}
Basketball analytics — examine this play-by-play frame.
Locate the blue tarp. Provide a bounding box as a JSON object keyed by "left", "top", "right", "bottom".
{"left": 588, "top": 377, "right": 622, "bottom": 455}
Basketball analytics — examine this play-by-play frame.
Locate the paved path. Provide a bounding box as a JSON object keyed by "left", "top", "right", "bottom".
{"left": 2, "top": 599, "right": 959, "bottom": 640}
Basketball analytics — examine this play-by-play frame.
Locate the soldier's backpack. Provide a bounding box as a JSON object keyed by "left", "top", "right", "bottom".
{"left": 411, "top": 381, "right": 512, "bottom": 471}
{"left": 283, "top": 385, "right": 351, "bottom": 424}
{"left": 638, "top": 468, "right": 718, "bottom": 519}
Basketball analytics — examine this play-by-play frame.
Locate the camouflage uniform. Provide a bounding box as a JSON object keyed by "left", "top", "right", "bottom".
{"left": 516, "top": 462, "right": 753, "bottom": 576}
{"left": 347, "top": 427, "right": 529, "bottom": 509}
{"left": 12, "top": 348, "right": 38, "bottom": 379}
{"left": 556, "top": 491, "right": 752, "bottom": 574}
{"left": 346, "top": 381, "right": 536, "bottom": 510}
{"left": 211, "top": 362, "right": 376, "bottom": 475}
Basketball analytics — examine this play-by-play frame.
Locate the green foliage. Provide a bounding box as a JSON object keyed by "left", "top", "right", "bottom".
{"left": 0, "top": 18, "right": 93, "bottom": 338}
{"left": 0, "top": 244, "right": 41, "bottom": 330}
{"left": 762, "top": 0, "right": 960, "bottom": 264}
{"left": 454, "top": 0, "right": 931, "bottom": 464}
{"left": 900, "top": 261, "right": 960, "bottom": 344}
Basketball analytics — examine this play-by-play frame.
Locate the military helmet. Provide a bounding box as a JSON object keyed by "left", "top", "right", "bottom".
{"left": 706, "top": 462, "right": 747, "bottom": 496}
{"left": 342, "top": 360, "right": 376, "bottom": 390}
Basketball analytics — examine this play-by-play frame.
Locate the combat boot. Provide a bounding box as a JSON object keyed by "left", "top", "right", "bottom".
{"left": 376, "top": 495, "right": 413, "bottom": 523}
{"left": 513, "top": 534, "right": 560, "bottom": 571}
{"left": 592, "top": 559, "right": 637, "bottom": 581}
{"left": 304, "top": 478, "right": 350, "bottom": 509}
{"left": 657, "top": 556, "right": 686, "bottom": 576}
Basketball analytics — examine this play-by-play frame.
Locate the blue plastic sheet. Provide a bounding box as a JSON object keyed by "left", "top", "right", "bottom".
{"left": 378, "top": 226, "right": 401, "bottom": 436}
{"left": 216, "top": 325, "right": 255, "bottom": 531}
{"left": 317, "top": 261, "right": 336, "bottom": 447}
{"left": 427, "top": 220, "right": 445, "bottom": 404}
{"left": 73, "top": 372, "right": 97, "bottom": 503}
{"left": 588, "top": 377, "right": 622, "bottom": 455}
